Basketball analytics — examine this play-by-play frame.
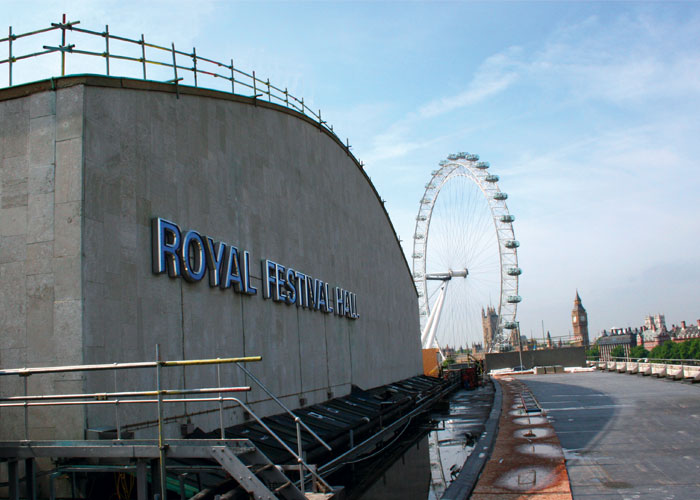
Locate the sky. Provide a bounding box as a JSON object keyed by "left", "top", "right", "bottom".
{"left": 3, "top": 0, "right": 700, "bottom": 344}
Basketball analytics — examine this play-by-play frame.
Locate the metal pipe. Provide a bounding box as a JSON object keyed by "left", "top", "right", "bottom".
{"left": 104, "top": 25, "right": 109, "bottom": 75}
{"left": 0, "top": 396, "right": 272, "bottom": 408}
{"left": 217, "top": 364, "right": 224, "bottom": 439}
{"left": 296, "top": 419, "right": 304, "bottom": 495}
{"left": 231, "top": 397, "right": 333, "bottom": 492}
{"left": 163, "top": 356, "right": 261, "bottom": 367}
{"left": 235, "top": 363, "right": 331, "bottom": 451}
{"left": 140, "top": 34, "right": 146, "bottom": 79}
{"left": 23, "top": 377, "right": 28, "bottom": 440}
{"left": 0, "top": 386, "right": 250, "bottom": 402}
{"left": 0, "top": 355, "right": 261, "bottom": 377}
{"left": 8, "top": 26, "right": 12, "bottom": 86}
{"left": 113, "top": 370, "right": 120, "bottom": 439}
{"left": 156, "top": 345, "right": 167, "bottom": 500}
{"left": 192, "top": 47, "right": 197, "bottom": 87}
{"left": 60, "top": 14, "right": 66, "bottom": 76}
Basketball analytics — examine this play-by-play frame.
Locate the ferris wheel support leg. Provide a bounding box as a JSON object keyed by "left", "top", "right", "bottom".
{"left": 422, "top": 281, "right": 450, "bottom": 349}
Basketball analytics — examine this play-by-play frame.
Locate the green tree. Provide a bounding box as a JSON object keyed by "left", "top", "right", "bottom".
{"left": 610, "top": 345, "right": 626, "bottom": 358}
{"left": 648, "top": 339, "right": 700, "bottom": 361}
{"left": 586, "top": 345, "right": 599, "bottom": 359}
{"left": 629, "top": 345, "right": 649, "bottom": 359}
{"left": 650, "top": 340, "right": 679, "bottom": 361}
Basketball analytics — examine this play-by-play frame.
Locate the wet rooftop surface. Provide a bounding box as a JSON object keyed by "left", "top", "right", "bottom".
{"left": 471, "top": 376, "right": 572, "bottom": 500}
{"left": 519, "top": 372, "right": 700, "bottom": 499}
{"left": 338, "top": 383, "right": 494, "bottom": 500}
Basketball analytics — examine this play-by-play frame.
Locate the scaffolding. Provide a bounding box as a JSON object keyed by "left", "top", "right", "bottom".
{"left": 0, "top": 349, "right": 334, "bottom": 500}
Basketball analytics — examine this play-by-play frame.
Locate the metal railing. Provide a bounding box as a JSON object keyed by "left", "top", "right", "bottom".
{"left": 1, "top": 14, "right": 357, "bottom": 157}
{"left": 587, "top": 356, "right": 700, "bottom": 366}
{"left": 0, "top": 346, "right": 332, "bottom": 495}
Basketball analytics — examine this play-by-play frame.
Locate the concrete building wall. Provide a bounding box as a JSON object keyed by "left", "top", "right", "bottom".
{"left": 0, "top": 86, "right": 85, "bottom": 439}
{"left": 0, "top": 77, "right": 422, "bottom": 439}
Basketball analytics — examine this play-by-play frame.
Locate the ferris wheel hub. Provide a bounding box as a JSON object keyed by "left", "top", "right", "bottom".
{"left": 425, "top": 268, "right": 468, "bottom": 281}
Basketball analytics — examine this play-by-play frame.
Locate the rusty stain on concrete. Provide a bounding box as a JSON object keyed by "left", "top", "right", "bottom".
{"left": 471, "top": 376, "right": 573, "bottom": 499}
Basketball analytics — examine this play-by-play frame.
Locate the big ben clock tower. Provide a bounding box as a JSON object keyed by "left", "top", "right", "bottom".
{"left": 572, "top": 291, "right": 589, "bottom": 347}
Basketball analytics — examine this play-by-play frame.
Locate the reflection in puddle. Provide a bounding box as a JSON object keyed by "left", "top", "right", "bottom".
{"left": 353, "top": 385, "right": 494, "bottom": 500}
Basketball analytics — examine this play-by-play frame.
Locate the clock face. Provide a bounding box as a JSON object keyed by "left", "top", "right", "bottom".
{"left": 573, "top": 316, "right": 577, "bottom": 323}
{"left": 581, "top": 314, "right": 587, "bottom": 324}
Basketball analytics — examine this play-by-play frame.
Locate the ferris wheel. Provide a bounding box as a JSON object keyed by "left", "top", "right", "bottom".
{"left": 412, "top": 152, "right": 521, "bottom": 353}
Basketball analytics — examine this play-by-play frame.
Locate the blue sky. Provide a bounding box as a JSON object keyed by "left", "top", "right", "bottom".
{"left": 4, "top": 1, "right": 700, "bottom": 343}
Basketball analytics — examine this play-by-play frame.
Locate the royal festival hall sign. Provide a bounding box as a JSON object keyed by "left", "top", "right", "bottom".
{"left": 151, "top": 217, "right": 359, "bottom": 320}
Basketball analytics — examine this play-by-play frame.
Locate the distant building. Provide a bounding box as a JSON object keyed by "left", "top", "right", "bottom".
{"left": 672, "top": 320, "right": 700, "bottom": 340}
{"left": 644, "top": 313, "right": 666, "bottom": 332}
{"left": 641, "top": 313, "right": 670, "bottom": 350}
{"left": 643, "top": 319, "right": 700, "bottom": 349}
{"left": 481, "top": 306, "right": 499, "bottom": 351}
{"left": 572, "top": 291, "right": 590, "bottom": 347}
{"left": 597, "top": 328, "right": 637, "bottom": 360}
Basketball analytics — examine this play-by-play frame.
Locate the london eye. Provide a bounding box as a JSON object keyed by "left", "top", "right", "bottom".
{"left": 412, "top": 152, "right": 521, "bottom": 353}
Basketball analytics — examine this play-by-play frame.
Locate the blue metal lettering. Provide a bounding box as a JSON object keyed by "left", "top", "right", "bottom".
{"left": 179, "top": 230, "right": 206, "bottom": 282}
{"left": 295, "top": 273, "right": 306, "bottom": 308}
{"left": 344, "top": 290, "right": 352, "bottom": 317}
{"left": 275, "top": 263, "right": 286, "bottom": 302}
{"left": 307, "top": 276, "right": 316, "bottom": 309}
{"left": 324, "top": 283, "right": 333, "bottom": 313}
{"left": 204, "top": 238, "right": 226, "bottom": 287}
{"left": 152, "top": 218, "right": 181, "bottom": 277}
{"left": 285, "top": 268, "right": 297, "bottom": 305}
{"left": 241, "top": 251, "right": 257, "bottom": 295}
{"left": 262, "top": 259, "right": 276, "bottom": 299}
{"left": 316, "top": 279, "right": 327, "bottom": 311}
{"left": 222, "top": 245, "right": 243, "bottom": 292}
{"left": 335, "top": 287, "right": 343, "bottom": 315}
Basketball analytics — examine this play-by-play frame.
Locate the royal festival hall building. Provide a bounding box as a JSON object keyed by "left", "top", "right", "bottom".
{"left": 0, "top": 21, "right": 431, "bottom": 498}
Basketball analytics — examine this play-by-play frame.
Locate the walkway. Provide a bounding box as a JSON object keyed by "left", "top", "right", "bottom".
{"left": 519, "top": 371, "right": 700, "bottom": 499}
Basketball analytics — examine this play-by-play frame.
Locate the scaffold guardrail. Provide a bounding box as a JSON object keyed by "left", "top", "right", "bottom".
{"left": 0, "top": 347, "right": 333, "bottom": 496}
{"left": 1, "top": 14, "right": 356, "bottom": 158}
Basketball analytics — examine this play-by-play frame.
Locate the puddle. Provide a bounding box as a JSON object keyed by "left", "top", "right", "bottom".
{"left": 512, "top": 416, "right": 548, "bottom": 425}
{"left": 350, "top": 385, "right": 495, "bottom": 500}
{"left": 494, "top": 465, "right": 556, "bottom": 491}
{"left": 513, "top": 427, "right": 553, "bottom": 439}
{"left": 515, "top": 443, "right": 563, "bottom": 459}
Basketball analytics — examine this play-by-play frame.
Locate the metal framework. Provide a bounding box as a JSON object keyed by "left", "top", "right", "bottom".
{"left": 0, "top": 15, "right": 357, "bottom": 160}
{"left": 0, "top": 351, "right": 333, "bottom": 499}
{"left": 412, "top": 152, "right": 521, "bottom": 352}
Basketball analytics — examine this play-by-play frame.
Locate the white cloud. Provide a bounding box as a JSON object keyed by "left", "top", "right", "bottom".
{"left": 418, "top": 50, "right": 521, "bottom": 118}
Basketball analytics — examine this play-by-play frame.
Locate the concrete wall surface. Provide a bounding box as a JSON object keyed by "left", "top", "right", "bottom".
{"left": 485, "top": 347, "right": 586, "bottom": 372}
{"left": 0, "top": 77, "right": 422, "bottom": 439}
{"left": 0, "top": 86, "right": 85, "bottom": 439}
